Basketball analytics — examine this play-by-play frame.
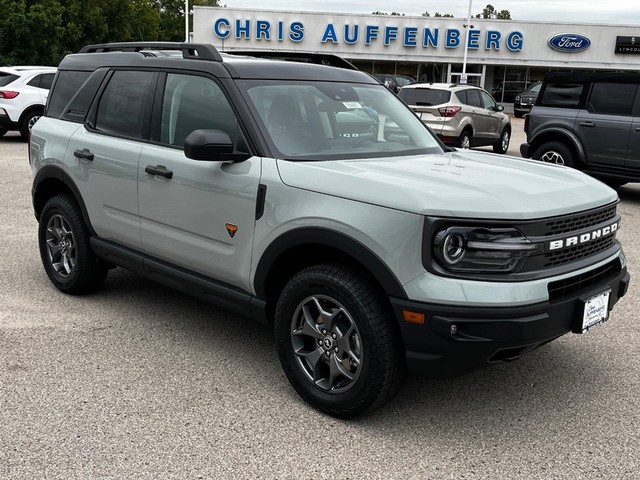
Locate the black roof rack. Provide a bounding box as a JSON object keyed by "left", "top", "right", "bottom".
{"left": 223, "top": 50, "right": 358, "bottom": 71}
{"left": 79, "top": 42, "right": 222, "bottom": 62}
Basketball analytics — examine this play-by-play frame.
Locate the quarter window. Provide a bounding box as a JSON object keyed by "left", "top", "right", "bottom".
{"left": 160, "top": 73, "right": 238, "bottom": 148}
{"left": 47, "top": 71, "right": 91, "bottom": 118}
{"left": 539, "top": 82, "right": 584, "bottom": 108}
{"left": 587, "top": 83, "right": 637, "bottom": 116}
{"left": 94, "top": 71, "right": 156, "bottom": 140}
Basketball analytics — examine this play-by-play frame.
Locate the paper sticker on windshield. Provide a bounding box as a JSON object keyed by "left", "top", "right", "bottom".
{"left": 343, "top": 102, "right": 362, "bottom": 109}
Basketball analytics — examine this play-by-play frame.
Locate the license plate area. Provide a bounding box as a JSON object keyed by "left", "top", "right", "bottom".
{"left": 574, "top": 289, "right": 611, "bottom": 333}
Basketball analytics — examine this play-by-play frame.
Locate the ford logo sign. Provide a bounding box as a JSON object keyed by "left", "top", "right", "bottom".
{"left": 548, "top": 33, "right": 591, "bottom": 52}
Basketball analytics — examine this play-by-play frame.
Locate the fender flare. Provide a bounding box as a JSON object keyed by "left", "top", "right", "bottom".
{"left": 530, "top": 127, "right": 587, "bottom": 163}
{"left": 32, "top": 164, "right": 95, "bottom": 235}
{"left": 253, "top": 227, "right": 407, "bottom": 299}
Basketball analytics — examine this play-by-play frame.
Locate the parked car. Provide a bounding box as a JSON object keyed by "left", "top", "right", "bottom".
{"left": 373, "top": 74, "right": 415, "bottom": 93}
{"left": 514, "top": 81, "right": 542, "bottom": 118}
{"left": 30, "top": 43, "right": 629, "bottom": 418}
{"left": 520, "top": 72, "right": 640, "bottom": 186}
{"left": 398, "top": 83, "right": 511, "bottom": 153}
{"left": 0, "top": 66, "right": 57, "bottom": 139}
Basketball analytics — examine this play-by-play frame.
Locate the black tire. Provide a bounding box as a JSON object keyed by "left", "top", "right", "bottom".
{"left": 0, "top": 127, "right": 7, "bottom": 137}
{"left": 19, "top": 109, "right": 42, "bottom": 141}
{"left": 38, "top": 194, "right": 108, "bottom": 294}
{"left": 532, "top": 141, "right": 575, "bottom": 168}
{"left": 493, "top": 127, "right": 511, "bottom": 154}
{"left": 275, "top": 264, "right": 405, "bottom": 418}
{"left": 459, "top": 130, "right": 472, "bottom": 149}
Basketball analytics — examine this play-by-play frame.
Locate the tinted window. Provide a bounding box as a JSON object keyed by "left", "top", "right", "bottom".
{"left": 47, "top": 71, "right": 91, "bottom": 118}
{"left": 465, "top": 89, "right": 482, "bottom": 107}
{"left": 540, "top": 82, "right": 584, "bottom": 108}
{"left": 40, "top": 73, "right": 54, "bottom": 90}
{"left": 95, "top": 71, "right": 156, "bottom": 140}
{"left": 587, "top": 82, "right": 637, "bottom": 116}
{"left": 398, "top": 88, "right": 450, "bottom": 106}
{"left": 160, "top": 74, "right": 238, "bottom": 148}
{"left": 456, "top": 90, "right": 467, "bottom": 104}
{"left": 60, "top": 70, "right": 109, "bottom": 123}
{"left": 0, "top": 73, "right": 18, "bottom": 87}
{"left": 27, "top": 74, "right": 43, "bottom": 87}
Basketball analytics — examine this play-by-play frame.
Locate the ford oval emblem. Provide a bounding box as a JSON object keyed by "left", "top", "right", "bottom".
{"left": 548, "top": 33, "right": 591, "bottom": 52}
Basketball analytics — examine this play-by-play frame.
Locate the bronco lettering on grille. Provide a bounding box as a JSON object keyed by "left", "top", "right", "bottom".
{"left": 549, "top": 222, "right": 619, "bottom": 251}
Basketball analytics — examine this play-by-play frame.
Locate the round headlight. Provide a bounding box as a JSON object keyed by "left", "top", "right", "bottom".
{"left": 443, "top": 233, "right": 465, "bottom": 265}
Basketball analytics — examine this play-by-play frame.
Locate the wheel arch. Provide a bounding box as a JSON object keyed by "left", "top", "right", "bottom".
{"left": 254, "top": 228, "right": 407, "bottom": 323}
{"left": 32, "top": 165, "right": 95, "bottom": 235}
{"left": 19, "top": 104, "right": 45, "bottom": 127}
{"left": 529, "top": 128, "right": 586, "bottom": 164}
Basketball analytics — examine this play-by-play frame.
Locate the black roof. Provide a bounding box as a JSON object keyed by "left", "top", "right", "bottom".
{"left": 544, "top": 71, "right": 640, "bottom": 84}
{"left": 60, "top": 42, "right": 376, "bottom": 84}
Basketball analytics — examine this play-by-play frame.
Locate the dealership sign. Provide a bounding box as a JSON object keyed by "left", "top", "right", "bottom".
{"left": 548, "top": 33, "right": 591, "bottom": 52}
{"left": 212, "top": 17, "right": 525, "bottom": 52}
{"left": 615, "top": 36, "right": 640, "bottom": 54}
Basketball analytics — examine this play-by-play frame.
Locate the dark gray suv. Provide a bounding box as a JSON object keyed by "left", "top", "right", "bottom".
{"left": 520, "top": 72, "right": 640, "bottom": 186}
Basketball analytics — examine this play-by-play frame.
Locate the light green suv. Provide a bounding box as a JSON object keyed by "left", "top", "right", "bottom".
{"left": 30, "top": 42, "right": 629, "bottom": 418}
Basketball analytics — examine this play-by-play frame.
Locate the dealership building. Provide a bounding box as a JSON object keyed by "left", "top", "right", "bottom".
{"left": 193, "top": 7, "right": 640, "bottom": 102}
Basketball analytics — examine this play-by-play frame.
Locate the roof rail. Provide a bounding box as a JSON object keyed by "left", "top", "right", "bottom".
{"left": 79, "top": 42, "right": 222, "bottom": 62}
{"left": 223, "top": 50, "right": 358, "bottom": 71}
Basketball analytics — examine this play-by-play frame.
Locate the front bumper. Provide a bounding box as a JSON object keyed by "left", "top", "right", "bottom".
{"left": 520, "top": 142, "right": 531, "bottom": 158}
{"left": 391, "top": 264, "right": 629, "bottom": 378}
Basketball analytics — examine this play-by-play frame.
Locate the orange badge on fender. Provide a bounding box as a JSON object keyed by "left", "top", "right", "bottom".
{"left": 225, "top": 223, "right": 238, "bottom": 238}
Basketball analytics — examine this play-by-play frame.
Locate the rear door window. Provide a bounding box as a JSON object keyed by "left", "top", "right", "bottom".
{"left": 465, "top": 89, "right": 483, "bottom": 107}
{"left": 398, "top": 88, "right": 450, "bottom": 106}
{"left": 94, "top": 70, "right": 157, "bottom": 140}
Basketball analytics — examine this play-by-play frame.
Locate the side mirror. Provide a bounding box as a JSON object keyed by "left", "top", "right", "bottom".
{"left": 184, "top": 129, "right": 240, "bottom": 162}
{"left": 495, "top": 104, "right": 505, "bottom": 112}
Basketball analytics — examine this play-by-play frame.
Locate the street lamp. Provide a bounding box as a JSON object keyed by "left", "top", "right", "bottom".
{"left": 461, "top": 0, "right": 473, "bottom": 83}
{"left": 185, "top": 0, "right": 189, "bottom": 42}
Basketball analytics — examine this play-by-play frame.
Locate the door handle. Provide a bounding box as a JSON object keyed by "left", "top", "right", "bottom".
{"left": 145, "top": 165, "right": 173, "bottom": 179}
{"left": 73, "top": 148, "right": 94, "bottom": 161}
{"left": 635, "top": 127, "right": 640, "bottom": 132}
{"left": 579, "top": 121, "right": 595, "bottom": 128}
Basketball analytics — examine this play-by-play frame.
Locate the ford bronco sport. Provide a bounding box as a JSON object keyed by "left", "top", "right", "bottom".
{"left": 30, "top": 43, "right": 629, "bottom": 418}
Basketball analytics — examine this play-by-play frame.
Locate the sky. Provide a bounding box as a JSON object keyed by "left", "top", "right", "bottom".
{"left": 222, "top": 1, "right": 640, "bottom": 25}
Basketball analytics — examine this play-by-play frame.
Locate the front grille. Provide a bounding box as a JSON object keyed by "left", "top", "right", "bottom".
{"left": 548, "top": 259, "right": 621, "bottom": 300}
{"left": 544, "top": 235, "right": 617, "bottom": 267}
{"left": 544, "top": 205, "right": 617, "bottom": 236}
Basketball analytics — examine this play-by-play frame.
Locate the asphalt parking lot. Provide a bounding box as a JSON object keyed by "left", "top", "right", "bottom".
{"left": 1, "top": 125, "right": 638, "bottom": 479}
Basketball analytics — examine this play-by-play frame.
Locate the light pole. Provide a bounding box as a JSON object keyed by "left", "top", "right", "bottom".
{"left": 461, "top": 0, "right": 473, "bottom": 83}
{"left": 185, "top": 0, "right": 189, "bottom": 43}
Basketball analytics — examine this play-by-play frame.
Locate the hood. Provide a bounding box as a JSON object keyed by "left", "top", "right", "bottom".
{"left": 276, "top": 151, "right": 617, "bottom": 219}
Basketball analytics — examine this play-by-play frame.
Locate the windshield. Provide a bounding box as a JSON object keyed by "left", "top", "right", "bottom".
{"left": 238, "top": 80, "right": 443, "bottom": 160}
{"left": 528, "top": 83, "right": 542, "bottom": 93}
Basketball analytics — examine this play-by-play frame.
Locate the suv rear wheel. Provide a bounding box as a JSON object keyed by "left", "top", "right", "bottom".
{"left": 275, "top": 264, "right": 405, "bottom": 418}
{"left": 20, "top": 109, "right": 42, "bottom": 140}
{"left": 459, "top": 130, "right": 472, "bottom": 149}
{"left": 493, "top": 127, "right": 511, "bottom": 154}
{"left": 533, "top": 141, "right": 575, "bottom": 167}
{"left": 38, "top": 195, "right": 108, "bottom": 294}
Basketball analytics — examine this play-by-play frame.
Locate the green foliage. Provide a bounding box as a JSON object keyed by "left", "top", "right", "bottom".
{"left": 477, "top": 4, "right": 511, "bottom": 19}
{"left": 0, "top": 0, "right": 219, "bottom": 66}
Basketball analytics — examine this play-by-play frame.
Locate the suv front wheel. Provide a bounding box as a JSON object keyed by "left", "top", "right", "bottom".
{"left": 533, "top": 141, "right": 575, "bottom": 167}
{"left": 493, "top": 127, "right": 511, "bottom": 154}
{"left": 275, "top": 264, "right": 405, "bottom": 418}
{"left": 38, "top": 195, "right": 108, "bottom": 294}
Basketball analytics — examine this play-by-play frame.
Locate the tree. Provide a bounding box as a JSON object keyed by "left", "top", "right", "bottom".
{"left": 476, "top": 4, "right": 511, "bottom": 19}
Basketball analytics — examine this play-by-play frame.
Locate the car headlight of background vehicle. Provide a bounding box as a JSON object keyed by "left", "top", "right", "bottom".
{"left": 433, "top": 226, "right": 540, "bottom": 273}
{"left": 515, "top": 95, "right": 521, "bottom": 102}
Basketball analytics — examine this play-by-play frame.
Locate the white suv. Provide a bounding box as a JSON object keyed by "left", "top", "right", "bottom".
{"left": 0, "top": 66, "right": 56, "bottom": 140}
